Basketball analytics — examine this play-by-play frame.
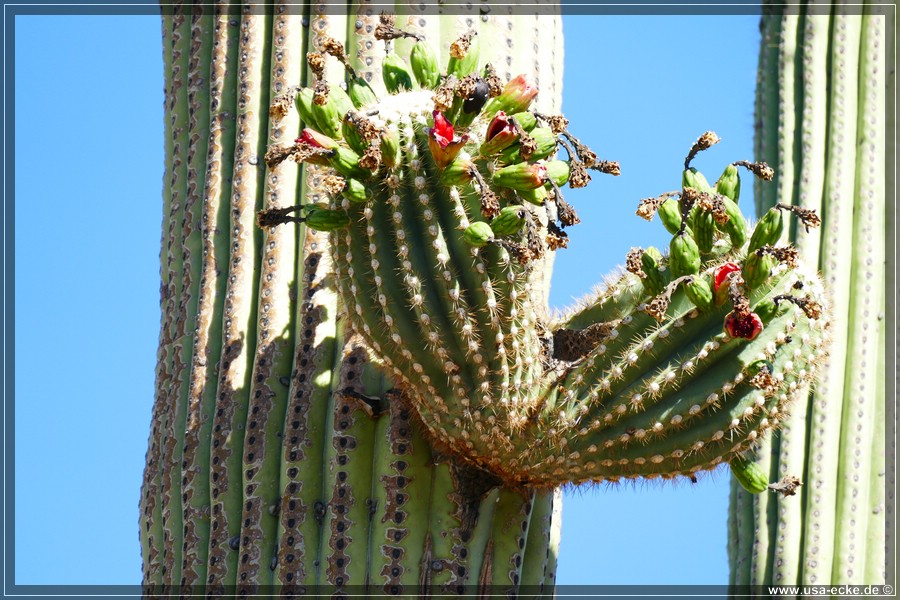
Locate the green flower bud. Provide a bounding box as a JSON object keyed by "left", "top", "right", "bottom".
{"left": 484, "top": 74, "right": 538, "bottom": 117}
{"left": 754, "top": 297, "right": 783, "bottom": 323}
{"left": 347, "top": 76, "right": 378, "bottom": 108}
{"left": 669, "top": 232, "right": 701, "bottom": 278}
{"left": 410, "top": 40, "right": 441, "bottom": 89}
{"left": 689, "top": 206, "right": 716, "bottom": 254}
{"left": 295, "top": 88, "right": 319, "bottom": 129}
{"left": 742, "top": 252, "right": 777, "bottom": 289}
{"left": 446, "top": 35, "right": 480, "bottom": 78}
{"left": 304, "top": 206, "right": 350, "bottom": 231}
{"left": 658, "top": 198, "right": 683, "bottom": 235}
{"left": 380, "top": 128, "right": 400, "bottom": 168}
{"left": 498, "top": 127, "right": 558, "bottom": 164}
{"left": 730, "top": 455, "right": 770, "bottom": 494}
{"left": 440, "top": 157, "right": 475, "bottom": 186}
{"left": 715, "top": 163, "right": 741, "bottom": 202}
{"left": 641, "top": 247, "right": 669, "bottom": 296}
{"left": 464, "top": 221, "right": 495, "bottom": 247}
{"left": 492, "top": 161, "right": 547, "bottom": 191}
{"left": 329, "top": 146, "right": 369, "bottom": 179}
{"left": 510, "top": 111, "right": 537, "bottom": 131}
{"left": 748, "top": 207, "right": 785, "bottom": 252}
{"left": 682, "top": 167, "right": 713, "bottom": 193}
{"left": 311, "top": 86, "right": 354, "bottom": 140}
{"left": 491, "top": 205, "right": 528, "bottom": 236}
{"left": 684, "top": 275, "right": 714, "bottom": 312}
{"left": 544, "top": 160, "right": 570, "bottom": 187}
{"left": 382, "top": 53, "right": 415, "bottom": 93}
{"left": 518, "top": 185, "right": 549, "bottom": 206}
{"left": 341, "top": 115, "right": 368, "bottom": 154}
{"left": 717, "top": 196, "right": 747, "bottom": 248}
{"left": 343, "top": 177, "right": 371, "bottom": 204}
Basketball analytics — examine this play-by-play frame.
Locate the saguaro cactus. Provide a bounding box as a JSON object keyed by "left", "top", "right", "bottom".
{"left": 728, "top": 6, "right": 889, "bottom": 587}
{"left": 141, "top": 3, "right": 832, "bottom": 594}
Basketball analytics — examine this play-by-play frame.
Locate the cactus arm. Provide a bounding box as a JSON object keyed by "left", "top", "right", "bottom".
{"left": 140, "top": 12, "right": 177, "bottom": 591}
{"left": 799, "top": 10, "right": 861, "bottom": 584}
{"left": 159, "top": 9, "right": 192, "bottom": 588}
{"left": 832, "top": 11, "right": 886, "bottom": 584}
{"left": 205, "top": 6, "right": 267, "bottom": 591}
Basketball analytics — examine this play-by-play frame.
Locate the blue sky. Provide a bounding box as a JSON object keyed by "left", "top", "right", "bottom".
{"left": 12, "top": 13, "right": 759, "bottom": 586}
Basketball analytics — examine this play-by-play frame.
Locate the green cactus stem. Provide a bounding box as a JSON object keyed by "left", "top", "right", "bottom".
{"left": 728, "top": 6, "right": 888, "bottom": 587}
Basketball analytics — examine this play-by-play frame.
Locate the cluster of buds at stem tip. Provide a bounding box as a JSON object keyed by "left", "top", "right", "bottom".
{"left": 631, "top": 133, "right": 825, "bottom": 342}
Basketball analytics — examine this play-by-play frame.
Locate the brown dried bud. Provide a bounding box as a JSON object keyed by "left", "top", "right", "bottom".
{"left": 480, "top": 189, "right": 501, "bottom": 218}
{"left": 518, "top": 132, "right": 537, "bottom": 161}
{"left": 685, "top": 130, "right": 721, "bottom": 169}
{"left": 359, "top": 143, "right": 383, "bottom": 170}
{"left": 264, "top": 144, "right": 297, "bottom": 169}
{"left": 433, "top": 76, "right": 457, "bottom": 112}
{"left": 494, "top": 239, "right": 532, "bottom": 264}
{"left": 636, "top": 195, "right": 668, "bottom": 221}
{"left": 450, "top": 32, "right": 475, "bottom": 59}
{"left": 625, "top": 247, "right": 646, "bottom": 278}
{"left": 456, "top": 73, "right": 479, "bottom": 99}
{"left": 749, "top": 366, "right": 778, "bottom": 395}
{"left": 769, "top": 475, "right": 802, "bottom": 497}
{"left": 313, "top": 79, "right": 329, "bottom": 105}
{"left": 568, "top": 161, "right": 591, "bottom": 189}
{"left": 546, "top": 115, "right": 569, "bottom": 134}
{"left": 546, "top": 221, "right": 569, "bottom": 250}
{"left": 734, "top": 160, "right": 775, "bottom": 181}
{"left": 525, "top": 219, "right": 545, "bottom": 260}
{"left": 757, "top": 245, "right": 799, "bottom": 268}
{"left": 594, "top": 160, "right": 620, "bottom": 176}
{"left": 307, "top": 51, "right": 326, "bottom": 78}
{"left": 269, "top": 88, "right": 298, "bottom": 119}
{"left": 696, "top": 192, "right": 730, "bottom": 225}
{"left": 483, "top": 64, "right": 503, "bottom": 97}
{"left": 323, "top": 175, "right": 347, "bottom": 195}
{"left": 645, "top": 294, "right": 671, "bottom": 322}
{"left": 774, "top": 294, "right": 823, "bottom": 320}
{"left": 554, "top": 192, "right": 580, "bottom": 228}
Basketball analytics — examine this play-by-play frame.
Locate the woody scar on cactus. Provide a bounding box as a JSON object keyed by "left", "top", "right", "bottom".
{"left": 257, "top": 19, "right": 829, "bottom": 489}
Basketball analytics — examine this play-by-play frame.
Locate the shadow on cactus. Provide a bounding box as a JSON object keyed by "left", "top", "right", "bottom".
{"left": 260, "top": 20, "right": 830, "bottom": 490}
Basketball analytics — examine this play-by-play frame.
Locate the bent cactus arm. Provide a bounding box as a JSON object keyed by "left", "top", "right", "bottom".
{"left": 729, "top": 6, "right": 889, "bottom": 587}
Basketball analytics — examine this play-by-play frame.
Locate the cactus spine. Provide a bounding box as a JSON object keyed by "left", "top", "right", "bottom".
{"left": 728, "top": 6, "right": 888, "bottom": 586}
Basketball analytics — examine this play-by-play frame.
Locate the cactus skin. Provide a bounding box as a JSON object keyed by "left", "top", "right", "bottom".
{"left": 728, "top": 7, "right": 888, "bottom": 587}
{"left": 141, "top": 5, "right": 568, "bottom": 595}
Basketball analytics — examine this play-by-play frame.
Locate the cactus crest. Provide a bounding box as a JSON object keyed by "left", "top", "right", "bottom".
{"left": 262, "top": 29, "right": 831, "bottom": 489}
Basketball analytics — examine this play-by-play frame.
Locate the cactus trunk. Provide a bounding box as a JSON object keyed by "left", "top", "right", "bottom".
{"left": 728, "top": 6, "right": 888, "bottom": 586}
{"left": 141, "top": 4, "right": 566, "bottom": 595}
